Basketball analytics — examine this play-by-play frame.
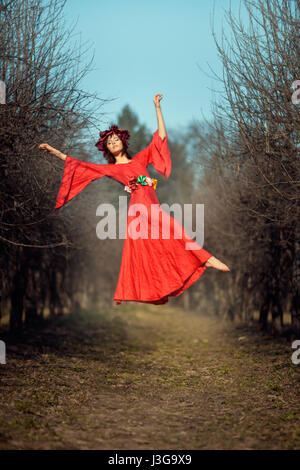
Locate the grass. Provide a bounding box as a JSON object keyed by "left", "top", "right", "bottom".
{"left": 0, "top": 303, "right": 299, "bottom": 450}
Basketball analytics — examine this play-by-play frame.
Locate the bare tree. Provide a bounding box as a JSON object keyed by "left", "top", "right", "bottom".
{"left": 188, "top": 0, "right": 300, "bottom": 334}
{"left": 0, "top": 0, "right": 112, "bottom": 329}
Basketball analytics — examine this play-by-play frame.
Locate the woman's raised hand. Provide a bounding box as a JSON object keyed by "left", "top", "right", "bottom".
{"left": 39, "top": 143, "right": 66, "bottom": 160}
{"left": 39, "top": 143, "right": 54, "bottom": 154}
{"left": 153, "top": 94, "right": 163, "bottom": 108}
{"left": 153, "top": 94, "right": 167, "bottom": 140}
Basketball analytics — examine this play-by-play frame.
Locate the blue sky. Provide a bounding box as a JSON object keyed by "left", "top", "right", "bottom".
{"left": 63, "top": 0, "right": 245, "bottom": 134}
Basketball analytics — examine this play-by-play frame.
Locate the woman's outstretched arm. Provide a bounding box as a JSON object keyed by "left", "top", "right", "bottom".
{"left": 153, "top": 94, "right": 167, "bottom": 141}
{"left": 39, "top": 143, "right": 66, "bottom": 161}
{"left": 38, "top": 144, "right": 118, "bottom": 209}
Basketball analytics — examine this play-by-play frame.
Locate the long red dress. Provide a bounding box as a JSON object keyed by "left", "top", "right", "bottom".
{"left": 55, "top": 130, "right": 213, "bottom": 305}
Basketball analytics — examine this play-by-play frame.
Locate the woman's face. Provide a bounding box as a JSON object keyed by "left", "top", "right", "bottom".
{"left": 106, "top": 133, "right": 124, "bottom": 155}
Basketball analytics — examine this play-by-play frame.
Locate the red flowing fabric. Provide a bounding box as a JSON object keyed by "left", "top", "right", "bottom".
{"left": 55, "top": 130, "right": 213, "bottom": 305}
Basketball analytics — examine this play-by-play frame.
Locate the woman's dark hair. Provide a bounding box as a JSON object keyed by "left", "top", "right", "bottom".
{"left": 102, "top": 135, "right": 132, "bottom": 164}
{"left": 95, "top": 125, "right": 132, "bottom": 164}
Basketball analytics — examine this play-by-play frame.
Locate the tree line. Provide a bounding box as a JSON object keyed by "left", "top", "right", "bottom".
{"left": 0, "top": 0, "right": 298, "bottom": 337}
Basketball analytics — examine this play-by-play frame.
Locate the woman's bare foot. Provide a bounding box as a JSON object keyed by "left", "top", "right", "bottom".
{"left": 205, "top": 256, "right": 230, "bottom": 271}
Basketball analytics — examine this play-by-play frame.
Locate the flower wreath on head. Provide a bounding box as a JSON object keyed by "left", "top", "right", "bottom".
{"left": 95, "top": 124, "right": 130, "bottom": 152}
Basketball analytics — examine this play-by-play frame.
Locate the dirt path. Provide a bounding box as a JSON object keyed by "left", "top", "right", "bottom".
{"left": 0, "top": 303, "right": 299, "bottom": 450}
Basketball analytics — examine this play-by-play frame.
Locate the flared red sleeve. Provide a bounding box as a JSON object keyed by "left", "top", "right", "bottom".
{"left": 54, "top": 155, "right": 115, "bottom": 210}
{"left": 134, "top": 130, "right": 171, "bottom": 178}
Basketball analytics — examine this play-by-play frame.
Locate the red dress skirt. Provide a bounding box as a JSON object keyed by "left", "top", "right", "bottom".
{"left": 55, "top": 130, "right": 213, "bottom": 305}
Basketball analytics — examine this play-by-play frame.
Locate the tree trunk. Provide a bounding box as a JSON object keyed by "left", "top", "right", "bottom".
{"left": 9, "top": 251, "right": 29, "bottom": 331}
{"left": 259, "top": 294, "right": 270, "bottom": 331}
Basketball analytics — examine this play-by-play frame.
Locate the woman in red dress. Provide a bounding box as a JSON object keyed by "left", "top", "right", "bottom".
{"left": 39, "top": 94, "right": 230, "bottom": 305}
